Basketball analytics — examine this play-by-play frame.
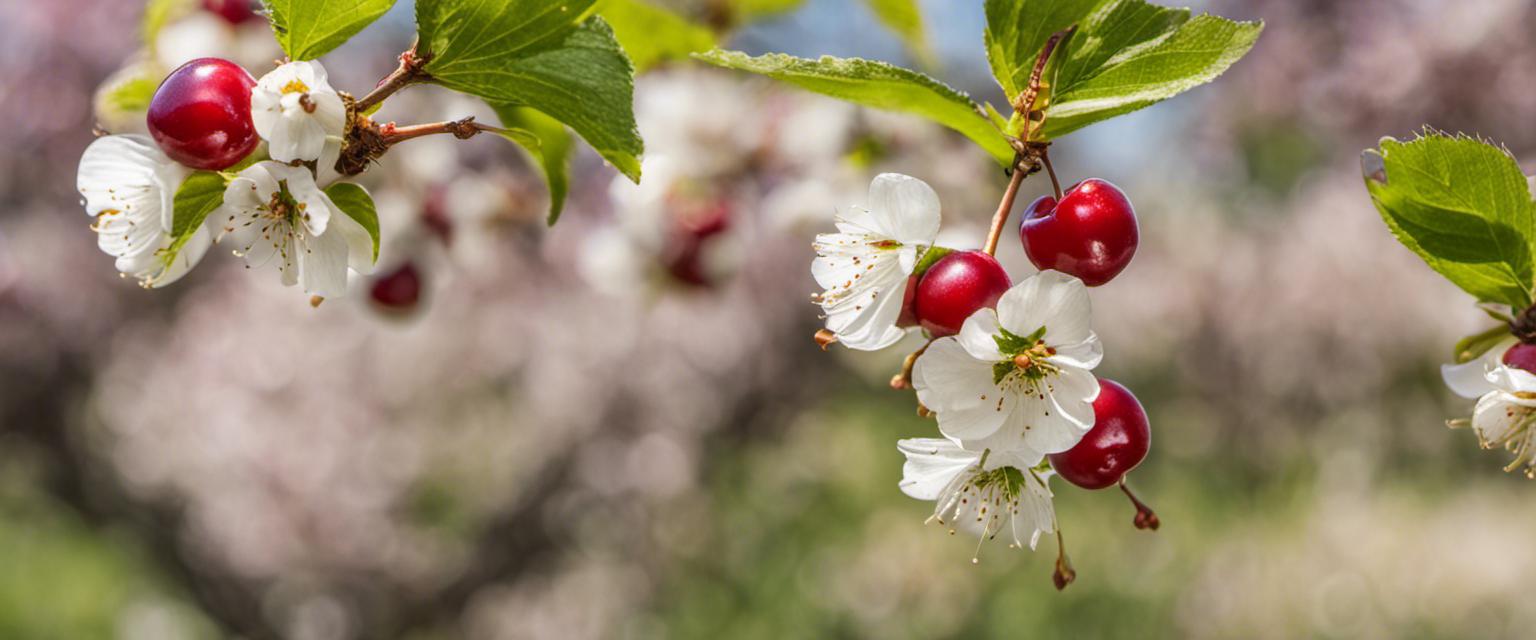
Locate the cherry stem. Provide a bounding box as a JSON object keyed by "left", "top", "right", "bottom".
{"left": 1119, "top": 478, "right": 1161, "bottom": 531}
{"left": 380, "top": 117, "right": 501, "bottom": 146}
{"left": 981, "top": 157, "right": 1028, "bottom": 256}
{"left": 1052, "top": 528, "right": 1076, "bottom": 591}
{"left": 891, "top": 339, "right": 936, "bottom": 390}
{"left": 1042, "top": 148, "right": 1064, "bottom": 200}
{"left": 354, "top": 45, "right": 429, "bottom": 115}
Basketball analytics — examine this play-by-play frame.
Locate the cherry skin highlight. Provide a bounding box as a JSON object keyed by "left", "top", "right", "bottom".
{"left": 370, "top": 261, "right": 423, "bottom": 312}
{"left": 146, "top": 58, "right": 259, "bottom": 170}
{"left": 1503, "top": 343, "right": 1536, "bottom": 373}
{"left": 912, "top": 250, "right": 1011, "bottom": 337}
{"left": 1048, "top": 378, "right": 1150, "bottom": 490}
{"left": 1019, "top": 178, "right": 1139, "bottom": 287}
{"left": 203, "top": 0, "right": 258, "bottom": 25}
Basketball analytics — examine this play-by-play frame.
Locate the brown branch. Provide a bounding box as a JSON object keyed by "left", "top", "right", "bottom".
{"left": 379, "top": 117, "right": 500, "bottom": 146}
{"left": 353, "top": 45, "right": 430, "bottom": 115}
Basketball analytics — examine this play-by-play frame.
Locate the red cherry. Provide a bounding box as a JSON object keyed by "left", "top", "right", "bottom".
{"left": 1048, "top": 379, "right": 1150, "bottom": 490}
{"left": 663, "top": 199, "right": 731, "bottom": 287}
{"left": 1019, "top": 178, "right": 1139, "bottom": 286}
{"left": 369, "top": 261, "right": 423, "bottom": 312}
{"left": 146, "top": 58, "right": 259, "bottom": 170}
{"left": 1504, "top": 343, "right": 1536, "bottom": 373}
{"left": 203, "top": 0, "right": 258, "bottom": 25}
{"left": 913, "top": 250, "right": 1011, "bottom": 337}
{"left": 896, "top": 274, "right": 920, "bottom": 328}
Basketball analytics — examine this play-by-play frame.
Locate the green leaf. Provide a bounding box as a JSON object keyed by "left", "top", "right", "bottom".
{"left": 1454, "top": 325, "right": 1512, "bottom": 364}
{"left": 416, "top": 1, "right": 642, "bottom": 181}
{"left": 983, "top": 0, "right": 1100, "bottom": 99}
{"left": 862, "top": 0, "right": 933, "bottom": 67}
{"left": 263, "top": 0, "right": 398, "bottom": 60}
{"left": 731, "top": 0, "right": 805, "bottom": 23}
{"left": 599, "top": 0, "right": 715, "bottom": 73}
{"left": 694, "top": 50, "right": 1015, "bottom": 167}
{"left": 491, "top": 104, "right": 573, "bottom": 225}
{"left": 1035, "top": 0, "right": 1262, "bottom": 140}
{"left": 323, "top": 183, "right": 381, "bottom": 261}
{"left": 168, "top": 171, "right": 227, "bottom": 259}
{"left": 1362, "top": 132, "right": 1536, "bottom": 309}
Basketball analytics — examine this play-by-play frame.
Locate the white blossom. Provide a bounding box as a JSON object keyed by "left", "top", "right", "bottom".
{"left": 77, "top": 134, "right": 213, "bottom": 287}
{"left": 914, "top": 270, "right": 1103, "bottom": 457}
{"left": 1443, "top": 339, "right": 1536, "bottom": 476}
{"left": 218, "top": 162, "right": 373, "bottom": 299}
{"left": 811, "top": 173, "right": 941, "bottom": 351}
{"left": 897, "top": 438, "right": 1056, "bottom": 559}
{"left": 251, "top": 61, "right": 346, "bottom": 163}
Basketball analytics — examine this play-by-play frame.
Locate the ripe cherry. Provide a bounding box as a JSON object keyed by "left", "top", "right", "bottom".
{"left": 146, "top": 58, "right": 259, "bottom": 170}
{"left": 1019, "top": 178, "right": 1139, "bottom": 287}
{"left": 896, "top": 274, "right": 920, "bottom": 328}
{"left": 1048, "top": 378, "right": 1150, "bottom": 490}
{"left": 1504, "top": 343, "right": 1536, "bottom": 373}
{"left": 912, "top": 250, "right": 1011, "bottom": 337}
{"left": 203, "top": 0, "right": 257, "bottom": 25}
{"left": 662, "top": 199, "right": 731, "bottom": 287}
{"left": 369, "top": 261, "right": 423, "bottom": 313}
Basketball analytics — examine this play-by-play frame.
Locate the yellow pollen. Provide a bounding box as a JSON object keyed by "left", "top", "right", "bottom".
{"left": 281, "top": 79, "right": 311, "bottom": 95}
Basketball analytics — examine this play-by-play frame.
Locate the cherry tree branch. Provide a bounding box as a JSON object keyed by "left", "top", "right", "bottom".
{"left": 379, "top": 117, "right": 504, "bottom": 146}
{"left": 353, "top": 45, "right": 430, "bottom": 115}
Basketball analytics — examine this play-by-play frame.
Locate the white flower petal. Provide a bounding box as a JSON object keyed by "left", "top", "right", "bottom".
{"left": 998, "top": 270, "right": 1092, "bottom": 342}
{"left": 866, "top": 173, "right": 940, "bottom": 244}
{"left": 914, "top": 339, "right": 1009, "bottom": 439}
{"left": 1474, "top": 392, "right": 1530, "bottom": 444}
{"left": 298, "top": 220, "right": 350, "bottom": 298}
{"left": 896, "top": 438, "right": 977, "bottom": 500}
{"left": 1010, "top": 471, "right": 1056, "bottom": 550}
{"left": 1444, "top": 338, "right": 1514, "bottom": 398}
{"left": 956, "top": 308, "right": 1006, "bottom": 361}
{"left": 1048, "top": 338, "right": 1104, "bottom": 370}
{"left": 812, "top": 232, "right": 910, "bottom": 351}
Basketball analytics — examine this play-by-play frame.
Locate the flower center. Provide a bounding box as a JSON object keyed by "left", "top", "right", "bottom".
{"left": 1485, "top": 403, "right": 1536, "bottom": 477}
{"left": 992, "top": 326, "right": 1058, "bottom": 385}
{"left": 280, "top": 79, "right": 311, "bottom": 95}
{"left": 263, "top": 180, "right": 309, "bottom": 227}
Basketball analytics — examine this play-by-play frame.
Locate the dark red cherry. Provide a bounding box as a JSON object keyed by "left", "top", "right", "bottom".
{"left": 912, "top": 250, "right": 1011, "bottom": 337}
{"left": 421, "top": 187, "right": 454, "bottom": 247}
{"left": 369, "top": 261, "right": 423, "bottom": 312}
{"left": 1048, "top": 379, "right": 1150, "bottom": 490}
{"left": 895, "top": 274, "right": 920, "bottom": 328}
{"left": 663, "top": 199, "right": 731, "bottom": 287}
{"left": 203, "top": 0, "right": 258, "bottom": 24}
{"left": 1504, "top": 343, "right": 1536, "bottom": 373}
{"left": 1019, "top": 178, "right": 1139, "bottom": 287}
{"left": 146, "top": 58, "right": 258, "bottom": 170}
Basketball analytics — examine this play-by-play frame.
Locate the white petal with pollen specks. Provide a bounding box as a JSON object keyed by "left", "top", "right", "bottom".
{"left": 77, "top": 134, "right": 214, "bottom": 287}
{"left": 217, "top": 160, "right": 366, "bottom": 299}
{"left": 896, "top": 438, "right": 977, "bottom": 500}
{"left": 811, "top": 173, "right": 942, "bottom": 351}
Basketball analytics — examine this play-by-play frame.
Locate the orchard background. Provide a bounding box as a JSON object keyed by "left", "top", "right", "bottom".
{"left": 4, "top": 0, "right": 1536, "bottom": 638}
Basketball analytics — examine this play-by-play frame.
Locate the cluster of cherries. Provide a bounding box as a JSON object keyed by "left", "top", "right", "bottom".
{"left": 909, "top": 178, "right": 1154, "bottom": 501}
